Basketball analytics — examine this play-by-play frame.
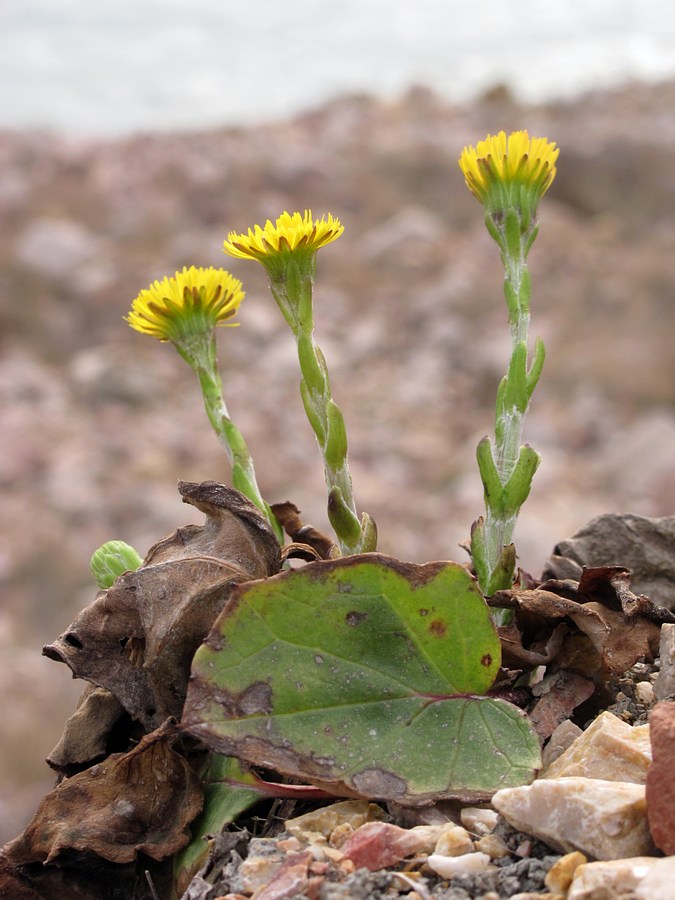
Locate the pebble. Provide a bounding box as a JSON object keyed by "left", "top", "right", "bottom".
{"left": 541, "top": 711, "right": 651, "bottom": 784}
{"left": 635, "top": 855, "right": 675, "bottom": 899}
{"left": 340, "top": 821, "right": 431, "bottom": 871}
{"left": 284, "top": 799, "right": 383, "bottom": 842}
{"left": 567, "top": 856, "right": 664, "bottom": 899}
{"left": 510, "top": 894, "right": 563, "bottom": 900}
{"left": 634, "top": 681, "right": 654, "bottom": 705}
{"left": 252, "top": 850, "right": 312, "bottom": 900}
{"left": 474, "top": 833, "right": 511, "bottom": 859}
{"left": 541, "top": 720, "right": 583, "bottom": 769}
{"left": 460, "top": 806, "right": 498, "bottom": 835}
{"left": 238, "top": 842, "right": 286, "bottom": 893}
{"left": 653, "top": 625, "right": 675, "bottom": 700}
{"left": 426, "top": 850, "right": 491, "bottom": 878}
{"left": 544, "top": 850, "right": 588, "bottom": 893}
{"left": 328, "top": 822, "right": 355, "bottom": 848}
{"left": 432, "top": 824, "right": 474, "bottom": 857}
{"left": 645, "top": 701, "right": 675, "bottom": 853}
{"left": 492, "top": 776, "right": 656, "bottom": 859}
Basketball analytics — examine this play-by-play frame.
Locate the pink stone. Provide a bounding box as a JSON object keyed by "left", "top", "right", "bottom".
{"left": 646, "top": 701, "right": 675, "bottom": 854}
{"left": 340, "top": 821, "right": 424, "bottom": 871}
{"left": 253, "top": 850, "right": 312, "bottom": 900}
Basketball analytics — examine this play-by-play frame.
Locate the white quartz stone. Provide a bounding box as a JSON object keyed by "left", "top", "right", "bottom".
{"left": 492, "top": 777, "right": 656, "bottom": 860}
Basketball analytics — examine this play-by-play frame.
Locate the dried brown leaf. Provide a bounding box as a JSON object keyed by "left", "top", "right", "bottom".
{"left": 528, "top": 670, "right": 596, "bottom": 741}
{"left": 46, "top": 685, "right": 127, "bottom": 773}
{"left": 271, "top": 500, "right": 336, "bottom": 559}
{"left": 43, "top": 482, "right": 280, "bottom": 735}
{"left": 491, "top": 567, "right": 663, "bottom": 683}
{"left": 4, "top": 721, "right": 202, "bottom": 866}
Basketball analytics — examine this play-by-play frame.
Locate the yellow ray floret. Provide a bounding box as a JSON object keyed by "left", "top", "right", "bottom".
{"left": 459, "top": 130, "right": 559, "bottom": 205}
{"left": 223, "top": 210, "right": 344, "bottom": 261}
{"left": 126, "top": 266, "right": 244, "bottom": 341}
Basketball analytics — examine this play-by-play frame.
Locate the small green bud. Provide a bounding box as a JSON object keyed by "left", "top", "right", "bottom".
{"left": 90, "top": 540, "right": 143, "bottom": 589}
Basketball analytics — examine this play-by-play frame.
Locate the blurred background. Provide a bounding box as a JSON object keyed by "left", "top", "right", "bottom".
{"left": 3, "top": 0, "right": 675, "bottom": 133}
{"left": 2, "top": 0, "right": 675, "bottom": 843}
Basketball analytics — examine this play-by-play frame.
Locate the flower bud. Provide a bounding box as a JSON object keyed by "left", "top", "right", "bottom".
{"left": 90, "top": 540, "right": 143, "bottom": 589}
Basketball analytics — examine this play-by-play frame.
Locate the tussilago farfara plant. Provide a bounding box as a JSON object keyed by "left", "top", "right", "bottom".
{"left": 460, "top": 130, "right": 558, "bottom": 616}
{"left": 95, "top": 130, "right": 558, "bottom": 603}
{"left": 79, "top": 132, "right": 557, "bottom": 893}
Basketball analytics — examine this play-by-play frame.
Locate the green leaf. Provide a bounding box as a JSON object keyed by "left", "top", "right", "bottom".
{"left": 183, "top": 555, "right": 540, "bottom": 804}
{"left": 324, "top": 399, "right": 349, "bottom": 470}
{"left": 502, "top": 445, "right": 541, "bottom": 514}
{"left": 526, "top": 336, "right": 546, "bottom": 399}
{"left": 476, "top": 436, "right": 503, "bottom": 506}
{"left": 172, "top": 754, "right": 259, "bottom": 897}
{"left": 327, "top": 485, "right": 362, "bottom": 550}
{"left": 504, "top": 341, "right": 529, "bottom": 413}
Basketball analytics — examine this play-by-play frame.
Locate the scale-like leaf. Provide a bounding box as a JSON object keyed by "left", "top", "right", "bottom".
{"left": 183, "top": 554, "right": 540, "bottom": 804}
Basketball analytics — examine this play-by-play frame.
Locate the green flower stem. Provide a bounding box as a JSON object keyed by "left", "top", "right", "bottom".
{"left": 268, "top": 264, "right": 375, "bottom": 556}
{"left": 472, "top": 211, "right": 544, "bottom": 616}
{"left": 175, "top": 332, "right": 283, "bottom": 544}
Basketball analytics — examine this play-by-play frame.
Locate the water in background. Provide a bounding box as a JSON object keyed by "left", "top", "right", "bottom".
{"left": 2, "top": 0, "right": 675, "bottom": 135}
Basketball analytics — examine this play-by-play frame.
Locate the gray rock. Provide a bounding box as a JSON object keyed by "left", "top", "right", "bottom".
{"left": 653, "top": 624, "right": 675, "bottom": 701}
{"left": 543, "top": 513, "right": 675, "bottom": 608}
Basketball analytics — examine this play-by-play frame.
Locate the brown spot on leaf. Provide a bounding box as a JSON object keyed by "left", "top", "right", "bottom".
{"left": 238, "top": 682, "right": 273, "bottom": 715}
{"left": 429, "top": 619, "right": 447, "bottom": 637}
{"left": 418, "top": 608, "right": 429, "bottom": 616}
{"left": 346, "top": 610, "right": 368, "bottom": 626}
{"left": 211, "top": 681, "right": 273, "bottom": 718}
{"left": 350, "top": 767, "right": 408, "bottom": 799}
{"left": 481, "top": 653, "right": 492, "bottom": 667}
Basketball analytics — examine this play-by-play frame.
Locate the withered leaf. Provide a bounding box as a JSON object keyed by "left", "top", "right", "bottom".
{"left": 43, "top": 482, "right": 281, "bottom": 735}
{"left": 0, "top": 856, "right": 43, "bottom": 900}
{"left": 574, "top": 565, "right": 675, "bottom": 624}
{"left": 271, "top": 500, "right": 336, "bottom": 559}
{"left": 0, "top": 852, "right": 139, "bottom": 900}
{"left": 4, "top": 721, "right": 203, "bottom": 866}
{"left": 46, "top": 684, "right": 127, "bottom": 774}
{"left": 528, "top": 670, "right": 596, "bottom": 741}
{"left": 491, "top": 566, "right": 663, "bottom": 683}
{"left": 543, "top": 512, "right": 675, "bottom": 609}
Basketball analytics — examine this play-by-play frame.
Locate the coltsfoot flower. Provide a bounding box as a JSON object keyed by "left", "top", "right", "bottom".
{"left": 224, "top": 210, "right": 343, "bottom": 261}
{"left": 126, "top": 266, "right": 244, "bottom": 343}
{"left": 223, "top": 209, "right": 371, "bottom": 555}
{"left": 459, "top": 131, "right": 559, "bottom": 608}
{"left": 459, "top": 130, "right": 559, "bottom": 216}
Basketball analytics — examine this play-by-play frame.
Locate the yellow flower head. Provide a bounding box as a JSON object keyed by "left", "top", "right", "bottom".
{"left": 126, "top": 266, "right": 244, "bottom": 342}
{"left": 223, "top": 210, "right": 343, "bottom": 275}
{"left": 459, "top": 130, "right": 559, "bottom": 214}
